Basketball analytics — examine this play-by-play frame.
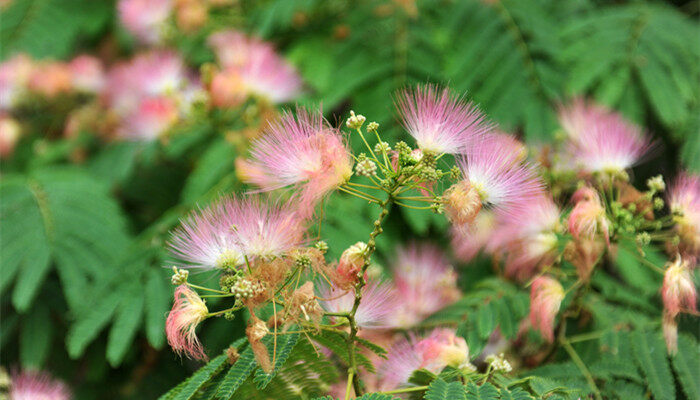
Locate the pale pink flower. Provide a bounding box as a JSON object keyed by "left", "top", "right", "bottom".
{"left": 118, "top": 96, "right": 179, "bottom": 140}
{"left": 450, "top": 210, "right": 497, "bottom": 262}
{"left": 560, "top": 99, "right": 652, "bottom": 173}
{"left": 378, "top": 328, "right": 471, "bottom": 390}
{"left": 27, "top": 62, "right": 72, "bottom": 98}
{"left": 166, "top": 285, "right": 209, "bottom": 360}
{"left": 68, "top": 55, "right": 104, "bottom": 93}
{"left": 0, "top": 115, "right": 21, "bottom": 157}
{"left": 389, "top": 244, "right": 460, "bottom": 328}
{"left": 207, "top": 30, "right": 302, "bottom": 105}
{"left": 568, "top": 187, "right": 610, "bottom": 243}
{"left": 318, "top": 280, "right": 396, "bottom": 329}
{"left": 0, "top": 54, "right": 33, "bottom": 111}
{"left": 118, "top": 0, "right": 172, "bottom": 45}
{"left": 668, "top": 173, "right": 700, "bottom": 258}
{"left": 10, "top": 370, "right": 70, "bottom": 400}
{"left": 661, "top": 256, "right": 697, "bottom": 317}
{"left": 529, "top": 276, "right": 564, "bottom": 342}
{"left": 663, "top": 311, "right": 678, "bottom": 354}
{"left": 451, "top": 134, "right": 543, "bottom": 221}
{"left": 395, "top": 84, "right": 491, "bottom": 154}
{"left": 169, "top": 195, "right": 304, "bottom": 269}
{"left": 490, "top": 196, "right": 561, "bottom": 280}
{"left": 332, "top": 242, "right": 368, "bottom": 289}
{"left": 239, "top": 108, "right": 353, "bottom": 216}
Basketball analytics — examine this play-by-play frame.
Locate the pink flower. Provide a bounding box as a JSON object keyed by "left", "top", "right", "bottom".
{"left": 0, "top": 115, "right": 21, "bottom": 158}
{"left": 560, "top": 99, "right": 652, "bottom": 173}
{"left": 118, "top": 0, "right": 172, "bottom": 45}
{"left": 27, "top": 62, "right": 72, "bottom": 98}
{"left": 395, "top": 84, "right": 491, "bottom": 154}
{"left": 490, "top": 196, "right": 561, "bottom": 280}
{"left": 10, "top": 370, "right": 71, "bottom": 400}
{"left": 450, "top": 134, "right": 543, "bottom": 221}
{"left": 0, "top": 54, "right": 33, "bottom": 111}
{"left": 450, "top": 210, "right": 497, "bottom": 262}
{"left": 568, "top": 187, "right": 610, "bottom": 243}
{"left": 663, "top": 311, "right": 678, "bottom": 354}
{"left": 661, "top": 256, "right": 697, "bottom": 317}
{"left": 331, "top": 242, "right": 368, "bottom": 289}
{"left": 529, "top": 276, "right": 564, "bottom": 342}
{"left": 668, "top": 173, "right": 700, "bottom": 258}
{"left": 239, "top": 108, "right": 353, "bottom": 216}
{"left": 378, "top": 328, "right": 471, "bottom": 390}
{"left": 207, "top": 30, "right": 302, "bottom": 105}
{"left": 68, "top": 55, "right": 104, "bottom": 93}
{"left": 169, "top": 195, "right": 305, "bottom": 270}
{"left": 389, "top": 244, "right": 460, "bottom": 328}
{"left": 318, "top": 280, "right": 396, "bottom": 329}
{"left": 118, "top": 96, "right": 179, "bottom": 140}
{"left": 166, "top": 285, "right": 209, "bottom": 360}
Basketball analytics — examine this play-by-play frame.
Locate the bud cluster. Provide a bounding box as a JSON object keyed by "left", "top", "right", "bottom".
{"left": 231, "top": 277, "right": 265, "bottom": 300}
{"left": 171, "top": 267, "right": 189, "bottom": 285}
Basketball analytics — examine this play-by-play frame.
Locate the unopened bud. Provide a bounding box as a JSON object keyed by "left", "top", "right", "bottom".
{"left": 367, "top": 121, "right": 379, "bottom": 132}
{"left": 485, "top": 353, "right": 512, "bottom": 373}
{"left": 355, "top": 159, "right": 378, "bottom": 177}
{"left": 346, "top": 110, "right": 366, "bottom": 129}
{"left": 374, "top": 141, "right": 390, "bottom": 153}
{"left": 647, "top": 175, "right": 665, "bottom": 192}
{"left": 314, "top": 240, "right": 328, "bottom": 253}
{"left": 654, "top": 197, "right": 664, "bottom": 210}
{"left": 171, "top": 267, "right": 189, "bottom": 285}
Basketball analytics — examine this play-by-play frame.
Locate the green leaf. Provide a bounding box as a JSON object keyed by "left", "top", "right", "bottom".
{"left": 106, "top": 287, "right": 145, "bottom": 367}
{"left": 465, "top": 382, "right": 499, "bottom": 400}
{"left": 631, "top": 331, "right": 675, "bottom": 400}
{"left": 355, "top": 394, "right": 400, "bottom": 400}
{"left": 671, "top": 334, "right": 700, "bottom": 400}
{"left": 425, "top": 378, "right": 466, "bottom": 400}
{"left": 499, "top": 387, "right": 535, "bottom": 400}
{"left": 477, "top": 302, "right": 496, "bottom": 339}
{"left": 144, "top": 268, "right": 170, "bottom": 348}
{"left": 254, "top": 332, "right": 300, "bottom": 389}
{"left": 19, "top": 303, "right": 51, "bottom": 368}
{"left": 172, "top": 354, "right": 228, "bottom": 400}
{"left": 180, "top": 137, "right": 236, "bottom": 204}
{"left": 66, "top": 292, "right": 121, "bottom": 358}
{"left": 215, "top": 345, "right": 257, "bottom": 399}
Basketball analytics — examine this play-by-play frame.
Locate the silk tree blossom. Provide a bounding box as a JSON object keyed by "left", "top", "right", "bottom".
{"left": 68, "top": 55, "right": 104, "bottom": 93}
{"left": 238, "top": 108, "right": 353, "bottom": 216}
{"left": 395, "top": 84, "right": 491, "bottom": 154}
{"left": 668, "top": 173, "right": 700, "bottom": 258}
{"left": 529, "top": 276, "right": 564, "bottom": 342}
{"left": 490, "top": 196, "right": 561, "bottom": 280}
{"left": 27, "top": 62, "right": 72, "bottom": 98}
{"left": 661, "top": 256, "right": 697, "bottom": 317}
{"left": 118, "top": 0, "right": 172, "bottom": 45}
{"left": 9, "top": 370, "right": 71, "bottom": 400}
{"left": 318, "top": 281, "right": 396, "bottom": 329}
{"left": 389, "top": 244, "right": 460, "bottom": 328}
{"left": 118, "top": 96, "right": 179, "bottom": 141}
{"left": 568, "top": 187, "right": 610, "bottom": 244}
{"left": 0, "top": 115, "right": 21, "bottom": 157}
{"left": 559, "top": 99, "right": 652, "bottom": 174}
{"left": 166, "top": 285, "right": 209, "bottom": 360}
{"left": 331, "top": 242, "right": 368, "bottom": 289}
{"left": 207, "top": 30, "right": 302, "bottom": 106}
{"left": 0, "top": 54, "right": 33, "bottom": 111}
{"left": 451, "top": 210, "right": 497, "bottom": 262}
{"left": 169, "top": 195, "right": 304, "bottom": 270}
{"left": 378, "top": 328, "right": 473, "bottom": 390}
{"left": 446, "top": 134, "right": 543, "bottom": 224}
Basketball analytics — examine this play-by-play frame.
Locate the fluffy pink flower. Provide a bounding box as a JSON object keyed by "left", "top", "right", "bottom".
{"left": 395, "top": 84, "right": 491, "bottom": 154}
{"left": 568, "top": 187, "right": 610, "bottom": 243}
{"left": 450, "top": 210, "right": 497, "bottom": 262}
{"left": 68, "top": 55, "right": 104, "bottom": 93}
{"left": 27, "top": 62, "right": 72, "bottom": 98}
{"left": 661, "top": 256, "right": 697, "bottom": 317}
{"left": 663, "top": 311, "right": 678, "bottom": 354}
{"left": 450, "top": 134, "right": 543, "bottom": 221}
{"left": 118, "top": 96, "right": 179, "bottom": 140}
{"left": 166, "top": 285, "right": 209, "bottom": 360}
{"left": 10, "top": 370, "right": 71, "bottom": 400}
{"left": 0, "top": 54, "right": 33, "bottom": 111}
{"left": 668, "top": 173, "right": 700, "bottom": 258}
{"left": 207, "top": 30, "right": 302, "bottom": 105}
{"left": 318, "top": 280, "right": 396, "bottom": 329}
{"left": 169, "top": 195, "right": 304, "bottom": 270}
{"left": 332, "top": 242, "right": 368, "bottom": 289}
{"left": 118, "top": 0, "right": 172, "bottom": 45}
{"left": 490, "top": 196, "right": 561, "bottom": 280}
{"left": 529, "top": 276, "right": 564, "bottom": 342}
{"left": 238, "top": 108, "right": 353, "bottom": 216}
{"left": 0, "top": 115, "right": 21, "bottom": 157}
{"left": 389, "top": 244, "right": 460, "bottom": 328}
{"left": 560, "top": 99, "right": 652, "bottom": 173}
{"left": 378, "top": 328, "right": 471, "bottom": 390}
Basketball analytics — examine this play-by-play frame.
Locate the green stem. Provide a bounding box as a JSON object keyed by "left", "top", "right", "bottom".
{"left": 561, "top": 339, "right": 602, "bottom": 400}
{"left": 379, "top": 385, "right": 429, "bottom": 395}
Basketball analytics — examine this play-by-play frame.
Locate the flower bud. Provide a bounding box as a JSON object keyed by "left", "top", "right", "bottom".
{"left": 647, "top": 175, "right": 665, "bottom": 192}
{"left": 529, "top": 276, "right": 564, "bottom": 342}
{"left": 346, "top": 110, "right": 366, "bottom": 129}
{"left": 661, "top": 256, "right": 697, "bottom": 317}
{"left": 166, "top": 285, "right": 209, "bottom": 360}
{"left": 355, "top": 159, "right": 378, "bottom": 177}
